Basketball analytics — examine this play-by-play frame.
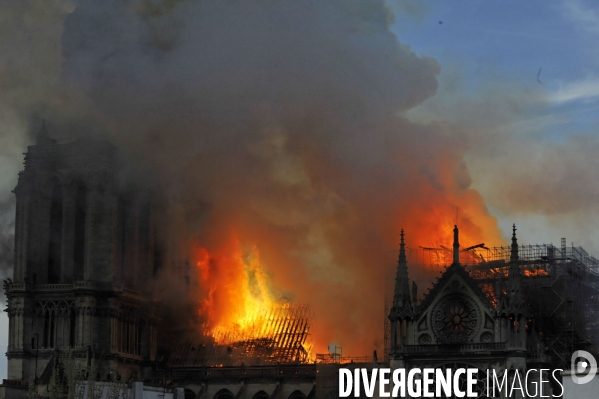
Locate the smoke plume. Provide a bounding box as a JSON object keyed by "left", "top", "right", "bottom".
{"left": 0, "top": 0, "right": 506, "bottom": 356}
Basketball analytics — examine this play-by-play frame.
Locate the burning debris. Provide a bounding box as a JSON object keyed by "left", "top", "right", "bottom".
{"left": 168, "top": 303, "right": 313, "bottom": 367}
{"left": 160, "top": 234, "right": 314, "bottom": 366}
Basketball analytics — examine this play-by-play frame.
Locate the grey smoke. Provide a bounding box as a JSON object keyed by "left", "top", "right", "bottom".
{"left": 0, "top": 0, "right": 507, "bottom": 355}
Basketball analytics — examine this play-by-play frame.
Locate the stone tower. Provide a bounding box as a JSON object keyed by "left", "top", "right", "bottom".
{"left": 498, "top": 224, "right": 528, "bottom": 370}
{"left": 4, "top": 123, "right": 160, "bottom": 382}
{"left": 388, "top": 229, "right": 413, "bottom": 368}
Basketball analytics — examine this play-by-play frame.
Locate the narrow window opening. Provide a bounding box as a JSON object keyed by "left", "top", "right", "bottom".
{"left": 69, "top": 312, "right": 76, "bottom": 347}
{"left": 43, "top": 310, "right": 50, "bottom": 348}
{"left": 48, "top": 185, "right": 63, "bottom": 283}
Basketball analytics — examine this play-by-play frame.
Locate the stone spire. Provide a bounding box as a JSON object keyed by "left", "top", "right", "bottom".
{"left": 392, "top": 229, "right": 411, "bottom": 311}
{"left": 35, "top": 120, "right": 56, "bottom": 146}
{"left": 453, "top": 225, "right": 460, "bottom": 265}
{"left": 510, "top": 223, "right": 519, "bottom": 263}
{"left": 508, "top": 224, "right": 523, "bottom": 304}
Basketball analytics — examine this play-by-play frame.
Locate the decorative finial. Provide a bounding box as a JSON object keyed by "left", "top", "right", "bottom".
{"left": 511, "top": 223, "right": 519, "bottom": 262}
{"left": 453, "top": 225, "right": 460, "bottom": 265}
{"left": 398, "top": 229, "right": 406, "bottom": 264}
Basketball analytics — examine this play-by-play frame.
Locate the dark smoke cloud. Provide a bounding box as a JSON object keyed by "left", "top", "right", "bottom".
{"left": 0, "top": 0, "right": 504, "bottom": 355}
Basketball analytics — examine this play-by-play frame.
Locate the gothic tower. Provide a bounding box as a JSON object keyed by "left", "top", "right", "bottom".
{"left": 502, "top": 224, "right": 527, "bottom": 368}
{"left": 388, "top": 230, "right": 413, "bottom": 366}
{"left": 4, "top": 124, "right": 161, "bottom": 382}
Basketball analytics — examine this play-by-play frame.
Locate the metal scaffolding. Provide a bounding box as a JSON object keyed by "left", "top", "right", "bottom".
{"left": 466, "top": 240, "right": 599, "bottom": 367}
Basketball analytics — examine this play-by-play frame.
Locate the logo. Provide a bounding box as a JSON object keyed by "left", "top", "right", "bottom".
{"left": 571, "top": 350, "right": 597, "bottom": 384}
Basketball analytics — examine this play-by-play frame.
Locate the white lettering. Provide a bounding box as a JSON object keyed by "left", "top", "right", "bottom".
{"left": 379, "top": 368, "right": 390, "bottom": 397}
{"left": 466, "top": 369, "right": 477, "bottom": 397}
{"left": 339, "top": 369, "right": 352, "bottom": 397}
{"left": 539, "top": 368, "right": 551, "bottom": 398}
{"left": 525, "top": 369, "right": 538, "bottom": 398}
{"left": 552, "top": 369, "right": 564, "bottom": 398}
{"left": 436, "top": 369, "right": 452, "bottom": 397}
{"left": 392, "top": 368, "right": 406, "bottom": 397}
{"left": 407, "top": 368, "right": 421, "bottom": 397}
{"left": 354, "top": 369, "right": 360, "bottom": 398}
{"left": 362, "top": 368, "right": 377, "bottom": 397}
{"left": 422, "top": 368, "right": 434, "bottom": 397}
{"left": 491, "top": 370, "right": 508, "bottom": 397}
{"left": 453, "top": 369, "right": 465, "bottom": 398}
{"left": 510, "top": 370, "right": 525, "bottom": 398}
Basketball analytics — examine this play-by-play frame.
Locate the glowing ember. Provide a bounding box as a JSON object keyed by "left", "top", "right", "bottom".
{"left": 523, "top": 268, "right": 549, "bottom": 277}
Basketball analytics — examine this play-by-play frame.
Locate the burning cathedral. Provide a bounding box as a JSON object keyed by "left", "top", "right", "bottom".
{"left": 3, "top": 126, "right": 599, "bottom": 398}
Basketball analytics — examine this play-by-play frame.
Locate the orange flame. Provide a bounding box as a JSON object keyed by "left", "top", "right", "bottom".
{"left": 523, "top": 268, "right": 549, "bottom": 277}
{"left": 194, "top": 233, "right": 280, "bottom": 343}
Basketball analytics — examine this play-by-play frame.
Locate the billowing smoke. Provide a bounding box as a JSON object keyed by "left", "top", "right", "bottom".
{"left": 0, "top": 0, "right": 505, "bottom": 356}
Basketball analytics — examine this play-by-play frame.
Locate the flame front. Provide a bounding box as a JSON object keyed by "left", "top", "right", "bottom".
{"left": 195, "top": 234, "right": 276, "bottom": 343}
{"left": 192, "top": 233, "right": 313, "bottom": 362}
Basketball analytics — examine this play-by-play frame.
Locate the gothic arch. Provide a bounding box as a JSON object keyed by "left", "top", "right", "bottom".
{"left": 214, "top": 389, "right": 235, "bottom": 399}
{"left": 289, "top": 390, "right": 307, "bottom": 399}
{"left": 252, "top": 391, "right": 269, "bottom": 399}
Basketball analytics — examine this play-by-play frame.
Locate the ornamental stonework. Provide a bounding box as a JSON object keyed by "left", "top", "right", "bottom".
{"left": 431, "top": 293, "right": 480, "bottom": 344}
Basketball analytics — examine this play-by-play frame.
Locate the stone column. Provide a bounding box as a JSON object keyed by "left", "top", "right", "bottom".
{"left": 76, "top": 297, "right": 96, "bottom": 348}
{"left": 79, "top": 298, "right": 97, "bottom": 348}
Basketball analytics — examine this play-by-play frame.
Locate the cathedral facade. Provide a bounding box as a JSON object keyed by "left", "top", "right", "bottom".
{"left": 388, "top": 226, "right": 554, "bottom": 398}
{"left": 3, "top": 124, "right": 161, "bottom": 383}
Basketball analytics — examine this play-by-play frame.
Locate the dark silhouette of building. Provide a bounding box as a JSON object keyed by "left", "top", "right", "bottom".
{"left": 4, "top": 122, "right": 160, "bottom": 382}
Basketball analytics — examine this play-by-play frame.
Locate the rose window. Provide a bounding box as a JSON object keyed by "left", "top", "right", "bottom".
{"left": 444, "top": 306, "right": 470, "bottom": 331}
{"left": 432, "top": 294, "right": 479, "bottom": 344}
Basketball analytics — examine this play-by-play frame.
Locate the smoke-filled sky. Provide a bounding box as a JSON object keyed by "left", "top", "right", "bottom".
{"left": 2, "top": 0, "right": 599, "bottom": 377}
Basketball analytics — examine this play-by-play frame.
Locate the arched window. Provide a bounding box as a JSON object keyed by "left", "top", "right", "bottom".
{"left": 214, "top": 389, "right": 235, "bottom": 399}
{"left": 289, "top": 391, "right": 306, "bottom": 399}
{"left": 43, "top": 308, "right": 55, "bottom": 348}
{"left": 69, "top": 310, "right": 76, "bottom": 347}
{"left": 48, "top": 184, "right": 63, "bottom": 283}
{"left": 253, "top": 391, "right": 269, "bottom": 399}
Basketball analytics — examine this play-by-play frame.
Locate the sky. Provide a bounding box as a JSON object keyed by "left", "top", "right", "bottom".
{"left": 2, "top": 0, "right": 599, "bottom": 378}
{"left": 392, "top": 0, "right": 599, "bottom": 248}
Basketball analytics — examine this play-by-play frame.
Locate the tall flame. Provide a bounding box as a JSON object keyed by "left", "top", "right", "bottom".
{"left": 194, "top": 233, "right": 279, "bottom": 343}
